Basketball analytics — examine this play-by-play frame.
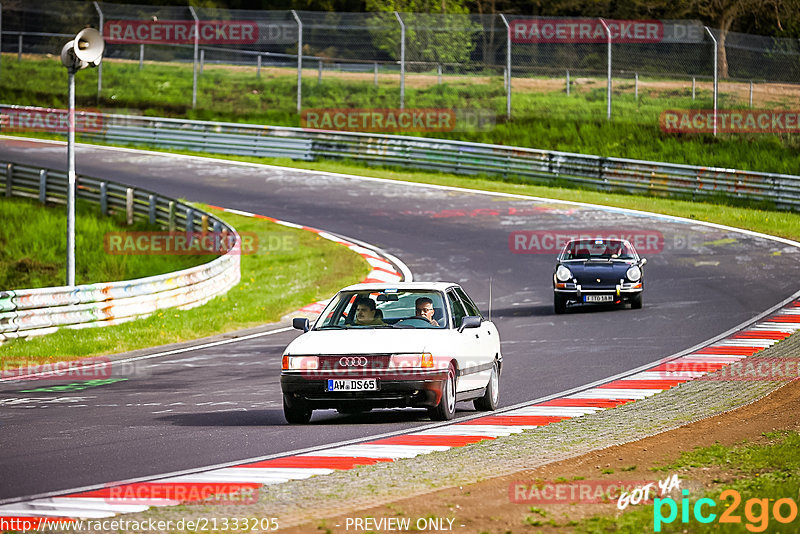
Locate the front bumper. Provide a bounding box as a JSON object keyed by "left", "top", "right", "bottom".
{"left": 281, "top": 369, "right": 449, "bottom": 410}
{"left": 554, "top": 283, "right": 643, "bottom": 303}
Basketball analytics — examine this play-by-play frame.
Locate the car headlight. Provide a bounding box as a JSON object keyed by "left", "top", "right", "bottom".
{"left": 555, "top": 265, "right": 573, "bottom": 282}
{"left": 626, "top": 265, "right": 642, "bottom": 282}
{"left": 282, "top": 355, "right": 319, "bottom": 370}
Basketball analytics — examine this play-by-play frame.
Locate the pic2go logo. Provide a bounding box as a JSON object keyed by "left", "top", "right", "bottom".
{"left": 654, "top": 489, "right": 799, "bottom": 532}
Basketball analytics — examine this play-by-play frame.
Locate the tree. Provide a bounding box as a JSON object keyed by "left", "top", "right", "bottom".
{"left": 365, "top": 0, "right": 480, "bottom": 68}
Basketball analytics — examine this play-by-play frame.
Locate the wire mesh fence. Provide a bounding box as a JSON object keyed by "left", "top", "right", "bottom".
{"left": 2, "top": 1, "right": 800, "bottom": 134}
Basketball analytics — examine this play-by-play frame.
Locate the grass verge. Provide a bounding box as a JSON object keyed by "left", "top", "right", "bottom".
{"left": 0, "top": 195, "right": 208, "bottom": 289}
{"left": 0, "top": 204, "right": 371, "bottom": 364}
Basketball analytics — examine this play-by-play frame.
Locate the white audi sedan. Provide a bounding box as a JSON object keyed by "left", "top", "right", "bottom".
{"left": 280, "top": 282, "right": 502, "bottom": 424}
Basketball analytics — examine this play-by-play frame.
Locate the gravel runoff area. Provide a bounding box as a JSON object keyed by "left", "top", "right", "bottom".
{"left": 92, "top": 329, "right": 800, "bottom": 532}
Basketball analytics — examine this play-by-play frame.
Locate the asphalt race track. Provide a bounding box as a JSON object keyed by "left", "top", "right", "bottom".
{"left": 1, "top": 138, "right": 799, "bottom": 502}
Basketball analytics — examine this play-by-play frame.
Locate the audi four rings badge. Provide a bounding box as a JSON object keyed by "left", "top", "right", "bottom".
{"left": 339, "top": 356, "right": 368, "bottom": 366}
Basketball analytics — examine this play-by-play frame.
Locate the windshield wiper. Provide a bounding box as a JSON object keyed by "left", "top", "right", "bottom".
{"left": 316, "top": 325, "right": 346, "bottom": 330}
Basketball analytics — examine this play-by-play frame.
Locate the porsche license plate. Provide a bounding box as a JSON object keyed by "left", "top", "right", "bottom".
{"left": 327, "top": 379, "right": 379, "bottom": 392}
{"left": 585, "top": 294, "right": 613, "bottom": 303}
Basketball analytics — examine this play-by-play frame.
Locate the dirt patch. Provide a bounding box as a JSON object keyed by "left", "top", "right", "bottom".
{"left": 282, "top": 378, "right": 800, "bottom": 533}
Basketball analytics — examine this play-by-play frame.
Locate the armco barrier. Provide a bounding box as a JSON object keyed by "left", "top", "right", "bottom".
{"left": 0, "top": 160, "right": 241, "bottom": 342}
{"left": 4, "top": 105, "right": 796, "bottom": 210}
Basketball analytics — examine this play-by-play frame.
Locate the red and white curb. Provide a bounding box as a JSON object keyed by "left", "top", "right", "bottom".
{"left": 2, "top": 299, "right": 798, "bottom": 527}
{"left": 206, "top": 206, "right": 407, "bottom": 317}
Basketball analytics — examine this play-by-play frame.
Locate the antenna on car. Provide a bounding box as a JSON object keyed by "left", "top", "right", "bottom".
{"left": 488, "top": 276, "right": 493, "bottom": 322}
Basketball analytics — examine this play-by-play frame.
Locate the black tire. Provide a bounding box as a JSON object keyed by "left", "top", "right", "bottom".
{"left": 283, "top": 395, "right": 312, "bottom": 424}
{"left": 554, "top": 293, "right": 568, "bottom": 314}
{"left": 474, "top": 360, "right": 500, "bottom": 411}
{"left": 630, "top": 293, "right": 643, "bottom": 309}
{"left": 429, "top": 364, "right": 456, "bottom": 421}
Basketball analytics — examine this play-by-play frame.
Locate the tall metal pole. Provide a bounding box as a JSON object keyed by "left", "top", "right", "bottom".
{"left": 189, "top": 6, "right": 199, "bottom": 109}
{"left": 394, "top": 11, "right": 405, "bottom": 110}
{"left": 0, "top": 2, "right": 4, "bottom": 75}
{"left": 93, "top": 1, "right": 103, "bottom": 96}
{"left": 599, "top": 18, "right": 612, "bottom": 120}
{"left": 704, "top": 26, "right": 718, "bottom": 137}
{"left": 500, "top": 14, "right": 511, "bottom": 120}
{"left": 291, "top": 10, "right": 302, "bottom": 114}
{"left": 67, "top": 68, "right": 76, "bottom": 286}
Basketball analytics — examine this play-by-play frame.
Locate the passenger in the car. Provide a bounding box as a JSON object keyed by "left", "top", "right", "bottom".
{"left": 353, "top": 297, "right": 386, "bottom": 325}
{"left": 415, "top": 297, "right": 440, "bottom": 326}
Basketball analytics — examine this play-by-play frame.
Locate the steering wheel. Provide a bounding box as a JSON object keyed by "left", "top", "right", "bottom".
{"left": 394, "top": 317, "right": 436, "bottom": 328}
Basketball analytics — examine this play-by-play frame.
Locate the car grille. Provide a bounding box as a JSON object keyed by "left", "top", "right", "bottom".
{"left": 317, "top": 355, "right": 392, "bottom": 371}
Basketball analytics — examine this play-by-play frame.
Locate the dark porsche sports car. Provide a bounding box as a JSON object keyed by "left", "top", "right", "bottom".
{"left": 553, "top": 238, "right": 647, "bottom": 314}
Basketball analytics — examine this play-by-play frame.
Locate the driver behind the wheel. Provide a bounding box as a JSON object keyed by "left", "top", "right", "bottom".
{"left": 415, "top": 297, "right": 440, "bottom": 326}
{"left": 353, "top": 297, "right": 386, "bottom": 326}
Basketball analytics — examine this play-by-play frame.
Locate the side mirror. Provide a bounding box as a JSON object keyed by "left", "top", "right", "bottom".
{"left": 292, "top": 317, "right": 310, "bottom": 333}
{"left": 459, "top": 315, "right": 482, "bottom": 333}
{"left": 640, "top": 258, "right": 648, "bottom": 266}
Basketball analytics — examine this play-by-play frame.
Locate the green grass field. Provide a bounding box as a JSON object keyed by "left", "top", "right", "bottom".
{"left": 2, "top": 54, "right": 799, "bottom": 175}
{"left": 0, "top": 195, "right": 208, "bottom": 289}
{"left": 0, "top": 202, "right": 371, "bottom": 363}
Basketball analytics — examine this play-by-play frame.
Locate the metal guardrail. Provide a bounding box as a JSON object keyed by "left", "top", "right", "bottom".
{"left": 4, "top": 104, "right": 800, "bottom": 208}
{"left": 0, "top": 159, "right": 241, "bottom": 342}
{"left": 28, "top": 107, "right": 796, "bottom": 210}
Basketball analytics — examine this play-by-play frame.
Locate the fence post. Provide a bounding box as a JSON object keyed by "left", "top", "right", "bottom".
{"left": 749, "top": 80, "right": 753, "bottom": 107}
{"left": 168, "top": 201, "right": 176, "bottom": 231}
{"left": 189, "top": 6, "right": 199, "bottom": 109}
{"left": 599, "top": 18, "right": 611, "bottom": 120}
{"left": 100, "top": 181, "right": 108, "bottom": 215}
{"left": 17, "top": 33, "right": 21, "bottom": 62}
{"left": 5, "top": 163, "right": 12, "bottom": 197}
{"left": 566, "top": 69, "right": 570, "bottom": 96}
{"left": 126, "top": 188, "right": 134, "bottom": 225}
{"left": 692, "top": 76, "right": 695, "bottom": 100}
{"left": 500, "top": 14, "right": 511, "bottom": 120}
{"left": 93, "top": 1, "right": 103, "bottom": 96}
{"left": 199, "top": 49, "right": 204, "bottom": 75}
{"left": 292, "top": 10, "right": 303, "bottom": 114}
{"left": 394, "top": 11, "right": 405, "bottom": 110}
{"left": 437, "top": 63, "right": 442, "bottom": 85}
{"left": 148, "top": 194, "right": 156, "bottom": 225}
{"left": 704, "top": 26, "right": 718, "bottom": 137}
{"left": 318, "top": 59, "right": 323, "bottom": 84}
{"left": 635, "top": 72, "right": 639, "bottom": 101}
{"left": 139, "top": 44, "right": 144, "bottom": 70}
{"left": 39, "top": 169, "right": 47, "bottom": 204}
{"left": 257, "top": 54, "right": 261, "bottom": 78}
{"left": 374, "top": 62, "right": 378, "bottom": 87}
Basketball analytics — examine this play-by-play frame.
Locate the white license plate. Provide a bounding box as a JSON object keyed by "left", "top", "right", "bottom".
{"left": 326, "top": 379, "right": 379, "bottom": 392}
{"left": 585, "top": 294, "right": 613, "bottom": 303}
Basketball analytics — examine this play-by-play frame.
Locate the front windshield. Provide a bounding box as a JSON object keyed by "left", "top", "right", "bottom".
{"left": 315, "top": 290, "right": 447, "bottom": 329}
{"left": 561, "top": 239, "right": 636, "bottom": 261}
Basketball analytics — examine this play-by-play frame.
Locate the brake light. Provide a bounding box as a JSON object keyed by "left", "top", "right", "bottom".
{"left": 421, "top": 353, "right": 434, "bottom": 368}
